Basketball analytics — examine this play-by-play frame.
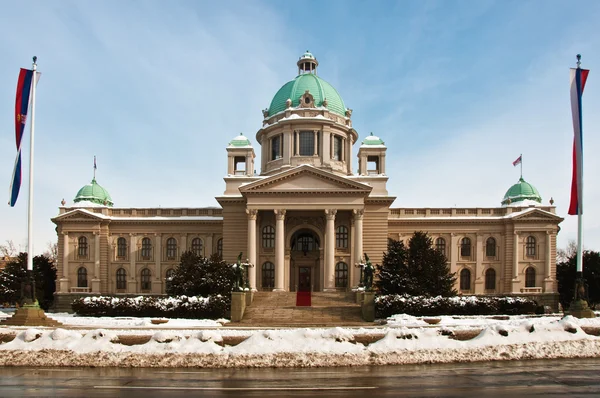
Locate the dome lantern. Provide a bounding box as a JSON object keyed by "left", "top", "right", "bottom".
{"left": 297, "top": 50, "right": 318, "bottom": 75}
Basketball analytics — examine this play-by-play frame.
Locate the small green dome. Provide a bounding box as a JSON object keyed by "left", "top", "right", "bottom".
{"left": 361, "top": 132, "right": 385, "bottom": 146}
{"left": 501, "top": 177, "right": 542, "bottom": 206}
{"left": 74, "top": 178, "right": 114, "bottom": 207}
{"left": 267, "top": 53, "right": 347, "bottom": 117}
{"left": 229, "top": 133, "right": 252, "bottom": 147}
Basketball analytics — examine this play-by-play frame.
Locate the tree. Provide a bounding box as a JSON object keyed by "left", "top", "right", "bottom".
{"left": 43, "top": 241, "right": 58, "bottom": 264}
{"left": 557, "top": 240, "right": 578, "bottom": 264}
{"left": 0, "top": 240, "right": 18, "bottom": 257}
{"left": 0, "top": 252, "right": 56, "bottom": 310}
{"left": 376, "top": 232, "right": 457, "bottom": 297}
{"left": 166, "top": 251, "right": 236, "bottom": 297}
{"left": 557, "top": 250, "right": 600, "bottom": 310}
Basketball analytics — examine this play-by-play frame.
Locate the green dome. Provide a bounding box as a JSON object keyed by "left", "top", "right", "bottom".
{"left": 74, "top": 178, "right": 114, "bottom": 207}
{"left": 268, "top": 73, "right": 346, "bottom": 117}
{"left": 501, "top": 177, "right": 542, "bottom": 206}
{"left": 361, "top": 132, "right": 385, "bottom": 146}
{"left": 229, "top": 133, "right": 252, "bottom": 147}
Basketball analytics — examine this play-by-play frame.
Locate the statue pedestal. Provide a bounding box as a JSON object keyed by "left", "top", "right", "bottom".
{"left": 568, "top": 299, "right": 596, "bottom": 318}
{"left": 1, "top": 303, "right": 63, "bottom": 327}
{"left": 231, "top": 292, "right": 246, "bottom": 322}
{"left": 361, "top": 291, "right": 375, "bottom": 322}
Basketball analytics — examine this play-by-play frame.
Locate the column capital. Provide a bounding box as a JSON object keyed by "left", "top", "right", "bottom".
{"left": 325, "top": 209, "right": 337, "bottom": 220}
{"left": 62, "top": 231, "right": 69, "bottom": 236}
{"left": 545, "top": 230, "right": 552, "bottom": 235}
{"left": 274, "top": 209, "right": 286, "bottom": 220}
{"left": 129, "top": 233, "right": 136, "bottom": 237}
{"left": 246, "top": 209, "right": 258, "bottom": 219}
{"left": 353, "top": 208, "right": 364, "bottom": 219}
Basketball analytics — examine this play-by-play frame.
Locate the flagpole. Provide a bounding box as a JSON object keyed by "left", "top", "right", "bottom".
{"left": 520, "top": 153, "right": 523, "bottom": 179}
{"left": 26, "top": 56, "right": 37, "bottom": 272}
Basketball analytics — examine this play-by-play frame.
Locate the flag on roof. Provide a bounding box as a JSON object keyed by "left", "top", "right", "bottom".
{"left": 512, "top": 155, "right": 522, "bottom": 167}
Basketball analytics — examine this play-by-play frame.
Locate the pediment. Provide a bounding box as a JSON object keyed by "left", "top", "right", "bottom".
{"left": 52, "top": 209, "right": 106, "bottom": 223}
{"left": 509, "top": 208, "right": 563, "bottom": 222}
{"left": 239, "top": 165, "right": 372, "bottom": 195}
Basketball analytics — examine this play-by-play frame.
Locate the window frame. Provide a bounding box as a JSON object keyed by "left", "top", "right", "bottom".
{"left": 526, "top": 236, "right": 536, "bottom": 257}
{"left": 117, "top": 237, "right": 127, "bottom": 259}
{"left": 336, "top": 226, "right": 348, "bottom": 249}
{"left": 77, "top": 266, "right": 88, "bottom": 288}
{"left": 141, "top": 237, "right": 152, "bottom": 260}
{"left": 166, "top": 237, "right": 177, "bottom": 260}
{"left": 525, "top": 267, "right": 536, "bottom": 288}
{"left": 335, "top": 262, "right": 348, "bottom": 288}
{"left": 435, "top": 237, "right": 446, "bottom": 254}
{"left": 140, "top": 268, "right": 152, "bottom": 291}
{"left": 271, "top": 134, "right": 282, "bottom": 160}
{"left": 262, "top": 261, "right": 275, "bottom": 289}
{"left": 460, "top": 268, "right": 471, "bottom": 291}
{"left": 78, "top": 236, "right": 88, "bottom": 258}
{"left": 485, "top": 237, "right": 496, "bottom": 257}
{"left": 217, "top": 238, "right": 223, "bottom": 258}
{"left": 116, "top": 267, "right": 127, "bottom": 290}
{"left": 485, "top": 268, "right": 496, "bottom": 291}
{"left": 262, "top": 226, "right": 275, "bottom": 248}
{"left": 460, "top": 237, "right": 472, "bottom": 258}
{"left": 191, "top": 238, "right": 203, "bottom": 257}
{"left": 298, "top": 131, "right": 315, "bottom": 156}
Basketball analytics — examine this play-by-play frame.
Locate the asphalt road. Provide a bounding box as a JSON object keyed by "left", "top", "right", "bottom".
{"left": 1, "top": 358, "right": 600, "bottom": 397}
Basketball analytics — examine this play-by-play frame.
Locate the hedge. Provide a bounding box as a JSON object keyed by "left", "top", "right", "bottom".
{"left": 71, "top": 294, "right": 230, "bottom": 319}
{"left": 376, "top": 294, "right": 538, "bottom": 318}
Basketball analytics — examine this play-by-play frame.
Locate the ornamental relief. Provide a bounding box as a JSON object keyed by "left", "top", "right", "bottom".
{"left": 285, "top": 216, "right": 325, "bottom": 231}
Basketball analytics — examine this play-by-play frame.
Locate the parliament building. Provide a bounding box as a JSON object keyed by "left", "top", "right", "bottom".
{"left": 52, "top": 52, "right": 562, "bottom": 309}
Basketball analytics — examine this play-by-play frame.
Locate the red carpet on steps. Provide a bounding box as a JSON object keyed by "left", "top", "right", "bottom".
{"left": 296, "top": 291, "right": 311, "bottom": 306}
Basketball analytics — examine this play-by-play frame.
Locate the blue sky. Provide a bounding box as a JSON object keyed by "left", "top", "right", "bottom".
{"left": 1, "top": 0, "right": 599, "bottom": 254}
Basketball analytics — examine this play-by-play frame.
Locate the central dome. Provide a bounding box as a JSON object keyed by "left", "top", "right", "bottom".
{"left": 74, "top": 178, "right": 114, "bottom": 207}
{"left": 267, "top": 52, "right": 346, "bottom": 117}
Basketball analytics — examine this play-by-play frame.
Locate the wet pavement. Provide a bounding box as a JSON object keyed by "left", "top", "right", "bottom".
{"left": 1, "top": 358, "right": 600, "bottom": 397}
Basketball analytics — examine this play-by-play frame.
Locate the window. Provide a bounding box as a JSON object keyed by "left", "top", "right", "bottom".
{"left": 336, "top": 226, "right": 348, "bottom": 249}
{"left": 435, "top": 237, "right": 446, "bottom": 254}
{"left": 165, "top": 268, "right": 174, "bottom": 292}
{"left": 141, "top": 238, "right": 152, "bottom": 260}
{"left": 78, "top": 236, "right": 88, "bottom": 258}
{"left": 116, "top": 268, "right": 127, "bottom": 290}
{"left": 166, "top": 237, "right": 177, "bottom": 259}
{"left": 271, "top": 135, "right": 282, "bottom": 160}
{"left": 460, "top": 237, "right": 471, "bottom": 257}
{"left": 117, "top": 237, "right": 127, "bottom": 259}
{"left": 526, "top": 236, "right": 536, "bottom": 257}
{"left": 333, "top": 135, "right": 343, "bottom": 160}
{"left": 460, "top": 268, "right": 471, "bottom": 291}
{"left": 217, "top": 238, "right": 223, "bottom": 258}
{"left": 486, "top": 237, "right": 496, "bottom": 257}
{"left": 141, "top": 268, "right": 151, "bottom": 291}
{"left": 291, "top": 231, "right": 319, "bottom": 253}
{"left": 262, "top": 262, "right": 275, "bottom": 289}
{"left": 234, "top": 156, "right": 246, "bottom": 175}
{"left": 77, "top": 267, "right": 88, "bottom": 288}
{"left": 299, "top": 131, "right": 314, "bottom": 156}
{"left": 262, "top": 226, "right": 275, "bottom": 248}
{"left": 367, "top": 155, "right": 379, "bottom": 175}
{"left": 335, "top": 262, "right": 348, "bottom": 288}
{"left": 525, "top": 267, "right": 536, "bottom": 288}
{"left": 191, "top": 238, "right": 203, "bottom": 257}
{"left": 485, "top": 268, "right": 496, "bottom": 291}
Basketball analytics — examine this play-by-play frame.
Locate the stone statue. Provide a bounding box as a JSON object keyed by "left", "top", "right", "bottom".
{"left": 233, "top": 252, "right": 245, "bottom": 290}
{"left": 363, "top": 253, "right": 374, "bottom": 291}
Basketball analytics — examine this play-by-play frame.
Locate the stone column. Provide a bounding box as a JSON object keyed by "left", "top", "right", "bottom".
{"left": 91, "top": 232, "right": 101, "bottom": 293}
{"left": 450, "top": 233, "right": 458, "bottom": 274}
{"left": 314, "top": 130, "right": 318, "bottom": 155}
{"left": 324, "top": 209, "right": 337, "bottom": 291}
{"left": 128, "top": 234, "right": 137, "bottom": 293}
{"left": 274, "top": 209, "right": 286, "bottom": 291}
{"left": 353, "top": 209, "right": 364, "bottom": 287}
{"left": 154, "top": 233, "right": 162, "bottom": 293}
{"left": 512, "top": 231, "right": 520, "bottom": 293}
{"left": 180, "top": 234, "right": 187, "bottom": 253}
{"left": 474, "top": 234, "right": 484, "bottom": 294}
{"left": 295, "top": 132, "right": 299, "bottom": 156}
{"left": 247, "top": 209, "right": 258, "bottom": 290}
{"left": 59, "top": 232, "right": 70, "bottom": 293}
{"left": 544, "top": 231, "right": 554, "bottom": 292}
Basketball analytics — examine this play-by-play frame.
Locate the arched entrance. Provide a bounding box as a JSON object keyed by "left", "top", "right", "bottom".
{"left": 289, "top": 228, "right": 322, "bottom": 291}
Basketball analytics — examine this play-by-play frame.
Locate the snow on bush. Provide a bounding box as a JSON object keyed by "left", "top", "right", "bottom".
{"left": 71, "top": 294, "right": 230, "bottom": 319}
{"left": 376, "top": 294, "right": 538, "bottom": 318}
{"left": 21, "top": 329, "right": 43, "bottom": 343}
{"left": 194, "top": 330, "right": 223, "bottom": 343}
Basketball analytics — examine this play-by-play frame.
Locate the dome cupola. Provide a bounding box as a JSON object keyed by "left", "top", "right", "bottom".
{"left": 501, "top": 177, "right": 542, "bottom": 206}
{"left": 73, "top": 178, "right": 114, "bottom": 207}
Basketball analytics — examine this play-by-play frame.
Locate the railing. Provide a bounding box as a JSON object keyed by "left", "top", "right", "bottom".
{"left": 69, "top": 287, "right": 91, "bottom": 293}
{"left": 520, "top": 287, "right": 542, "bottom": 293}
{"left": 389, "top": 206, "right": 556, "bottom": 219}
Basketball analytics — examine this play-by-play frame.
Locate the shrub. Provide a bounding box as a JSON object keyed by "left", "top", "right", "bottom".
{"left": 375, "top": 294, "right": 538, "bottom": 318}
{"left": 71, "top": 294, "right": 229, "bottom": 319}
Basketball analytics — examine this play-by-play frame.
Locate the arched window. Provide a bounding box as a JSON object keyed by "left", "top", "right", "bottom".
{"left": 291, "top": 231, "right": 320, "bottom": 254}
{"left": 336, "top": 226, "right": 348, "bottom": 249}
{"left": 460, "top": 268, "right": 471, "bottom": 291}
{"left": 78, "top": 236, "right": 88, "bottom": 258}
{"left": 262, "top": 226, "right": 275, "bottom": 248}
{"left": 435, "top": 237, "right": 446, "bottom": 254}
{"left": 217, "top": 238, "right": 223, "bottom": 258}
{"left": 335, "top": 262, "right": 348, "bottom": 288}
{"left": 526, "top": 236, "right": 536, "bottom": 257}
{"left": 116, "top": 268, "right": 127, "bottom": 290}
{"left": 141, "top": 268, "right": 152, "bottom": 291}
{"left": 485, "top": 268, "right": 496, "bottom": 291}
{"left": 117, "top": 237, "right": 127, "bottom": 259}
{"left": 262, "top": 262, "right": 275, "bottom": 289}
{"left": 525, "top": 267, "right": 536, "bottom": 288}
{"left": 166, "top": 237, "right": 177, "bottom": 259}
{"left": 141, "top": 237, "right": 152, "bottom": 259}
{"left": 191, "top": 238, "right": 203, "bottom": 257}
{"left": 486, "top": 237, "right": 496, "bottom": 257}
{"left": 460, "top": 237, "right": 471, "bottom": 257}
{"left": 77, "top": 267, "right": 88, "bottom": 288}
{"left": 165, "top": 268, "right": 175, "bottom": 292}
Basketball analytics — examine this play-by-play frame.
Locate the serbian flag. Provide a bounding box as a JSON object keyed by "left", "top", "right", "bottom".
{"left": 8, "top": 68, "right": 34, "bottom": 207}
{"left": 568, "top": 65, "right": 590, "bottom": 215}
{"left": 512, "top": 155, "right": 522, "bottom": 166}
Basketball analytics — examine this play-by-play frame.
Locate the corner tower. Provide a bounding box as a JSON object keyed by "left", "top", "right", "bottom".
{"left": 256, "top": 51, "right": 357, "bottom": 176}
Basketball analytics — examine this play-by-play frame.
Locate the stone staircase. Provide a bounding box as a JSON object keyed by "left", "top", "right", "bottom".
{"left": 237, "top": 291, "right": 370, "bottom": 327}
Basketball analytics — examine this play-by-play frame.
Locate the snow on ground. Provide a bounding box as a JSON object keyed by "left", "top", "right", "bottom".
{"left": 1, "top": 311, "right": 600, "bottom": 367}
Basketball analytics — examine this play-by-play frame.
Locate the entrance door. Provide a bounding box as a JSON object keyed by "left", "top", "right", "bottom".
{"left": 298, "top": 267, "right": 311, "bottom": 292}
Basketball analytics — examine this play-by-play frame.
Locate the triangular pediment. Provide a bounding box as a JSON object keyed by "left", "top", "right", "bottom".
{"left": 52, "top": 208, "right": 107, "bottom": 223}
{"left": 509, "top": 208, "right": 563, "bottom": 222}
{"left": 239, "top": 165, "right": 372, "bottom": 195}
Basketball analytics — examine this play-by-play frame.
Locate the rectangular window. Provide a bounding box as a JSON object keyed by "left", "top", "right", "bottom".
{"left": 271, "top": 135, "right": 282, "bottom": 160}
{"left": 333, "top": 136, "right": 342, "bottom": 160}
{"left": 299, "top": 131, "right": 314, "bottom": 156}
